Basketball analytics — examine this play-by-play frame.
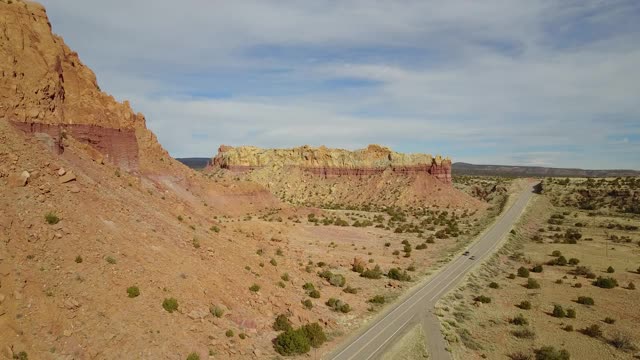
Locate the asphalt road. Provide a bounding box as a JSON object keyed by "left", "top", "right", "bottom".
{"left": 329, "top": 183, "right": 537, "bottom": 360}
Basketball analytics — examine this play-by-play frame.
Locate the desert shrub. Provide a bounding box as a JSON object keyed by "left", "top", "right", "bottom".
{"left": 301, "top": 322, "right": 327, "bottom": 348}
{"left": 162, "top": 298, "right": 179, "bottom": 313}
{"left": 593, "top": 276, "right": 618, "bottom": 289}
{"left": 512, "top": 328, "right": 536, "bottom": 339}
{"left": 609, "top": 331, "right": 635, "bottom": 350}
{"left": 563, "top": 325, "right": 574, "bottom": 332}
{"left": 518, "top": 300, "right": 532, "bottom": 310}
{"left": 508, "top": 273, "right": 516, "bottom": 279}
{"left": 302, "top": 299, "right": 313, "bottom": 309}
{"left": 574, "top": 283, "right": 582, "bottom": 288}
{"left": 576, "top": 296, "right": 594, "bottom": 305}
{"left": 392, "top": 250, "right": 400, "bottom": 255}
{"left": 606, "top": 266, "right": 615, "bottom": 273}
{"left": 106, "top": 256, "right": 116, "bottom": 264}
{"left": 281, "top": 273, "right": 290, "bottom": 281}
{"left": 270, "top": 258, "right": 278, "bottom": 266}
{"left": 566, "top": 308, "right": 576, "bottom": 318}
{"left": 518, "top": 267, "right": 530, "bottom": 278}
{"left": 45, "top": 212, "right": 60, "bottom": 225}
{"left": 474, "top": 295, "right": 491, "bottom": 303}
{"left": 552, "top": 250, "right": 562, "bottom": 257}
{"left": 531, "top": 264, "right": 543, "bottom": 273}
{"left": 225, "top": 329, "right": 234, "bottom": 337}
{"left": 629, "top": 282, "right": 636, "bottom": 290}
{"left": 387, "top": 268, "right": 411, "bottom": 281}
{"left": 361, "top": 265, "right": 383, "bottom": 279}
{"left": 192, "top": 238, "right": 200, "bottom": 249}
{"left": 309, "top": 289, "right": 320, "bottom": 298}
{"left": 581, "top": 324, "right": 603, "bottom": 338}
{"left": 568, "top": 258, "right": 580, "bottom": 265}
{"left": 552, "top": 305, "right": 566, "bottom": 318}
{"left": 509, "top": 352, "right": 532, "bottom": 360}
{"left": 555, "top": 279, "right": 563, "bottom": 284}
{"left": 186, "top": 353, "right": 200, "bottom": 360}
{"left": 368, "top": 295, "right": 386, "bottom": 304}
{"left": 489, "top": 282, "right": 500, "bottom": 289}
{"left": 210, "top": 305, "right": 224, "bottom": 318}
{"left": 273, "top": 314, "right": 293, "bottom": 331}
{"left": 75, "top": 255, "right": 83, "bottom": 263}
{"left": 352, "top": 262, "right": 365, "bottom": 273}
{"left": 534, "top": 346, "right": 570, "bottom": 360}
{"left": 13, "top": 352, "right": 28, "bottom": 360}
{"left": 343, "top": 285, "right": 358, "bottom": 294}
{"left": 329, "top": 274, "right": 346, "bottom": 287}
{"left": 239, "top": 333, "right": 246, "bottom": 339}
{"left": 510, "top": 313, "right": 529, "bottom": 326}
{"left": 303, "top": 282, "right": 315, "bottom": 291}
{"left": 407, "top": 264, "right": 416, "bottom": 272}
{"left": 604, "top": 317, "right": 616, "bottom": 324}
{"left": 416, "top": 243, "right": 427, "bottom": 250}
{"left": 126, "top": 286, "right": 140, "bottom": 298}
{"left": 249, "top": 284, "right": 261, "bottom": 292}
{"left": 210, "top": 225, "right": 220, "bottom": 233}
{"left": 326, "top": 298, "right": 351, "bottom": 313}
{"left": 526, "top": 278, "right": 541, "bottom": 289}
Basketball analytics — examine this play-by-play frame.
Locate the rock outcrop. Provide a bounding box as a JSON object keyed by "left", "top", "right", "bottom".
{"left": 211, "top": 144, "right": 453, "bottom": 183}
{"left": 0, "top": 0, "right": 168, "bottom": 173}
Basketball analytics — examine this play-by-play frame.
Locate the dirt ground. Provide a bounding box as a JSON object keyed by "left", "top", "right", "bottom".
{"left": 437, "top": 177, "right": 640, "bottom": 360}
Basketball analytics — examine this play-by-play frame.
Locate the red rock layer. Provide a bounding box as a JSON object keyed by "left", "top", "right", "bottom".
{"left": 10, "top": 121, "right": 139, "bottom": 171}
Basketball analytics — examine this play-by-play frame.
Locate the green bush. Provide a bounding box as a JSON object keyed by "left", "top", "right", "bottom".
{"left": 186, "top": 353, "right": 200, "bottom": 360}
{"left": 518, "top": 300, "right": 532, "bottom": 310}
{"left": 368, "top": 295, "right": 386, "bottom": 304}
{"left": 576, "top": 296, "right": 594, "bottom": 305}
{"left": 489, "top": 282, "right": 500, "bottom": 289}
{"left": 593, "top": 276, "right": 618, "bottom": 289}
{"left": 518, "top": 267, "right": 530, "bottom": 278}
{"left": 273, "top": 314, "right": 293, "bottom": 331}
{"left": 387, "top": 268, "right": 411, "bottom": 281}
{"left": 301, "top": 322, "right": 327, "bottom": 348}
{"left": 162, "top": 298, "right": 179, "bottom": 313}
{"left": 75, "top": 255, "right": 83, "bottom": 263}
{"left": 106, "top": 256, "right": 117, "bottom": 264}
{"left": 526, "top": 278, "right": 541, "bottom": 289}
{"left": 343, "top": 285, "right": 358, "bottom": 294}
{"left": 302, "top": 299, "right": 313, "bottom": 309}
{"left": 581, "top": 324, "right": 602, "bottom": 337}
{"left": 361, "top": 265, "right": 383, "bottom": 279}
{"left": 510, "top": 313, "right": 529, "bottom": 326}
{"left": 534, "top": 346, "right": 570, "bottom": 360}
{"left": 281, "top": 273, "right": 290, "bottom": 281}
{"left": 606, "top": 266, "right": 615, "bottom": 273}
{"left": 563, "top": 325, "right": 574, "bottom": 332}
{"left": 512, "top": 328, "right": 536, "bottom": 339}
{"left": 249, "top": 284, "right": 261, "bottom": 292}
{"left": 508, "top": 273, "right": 516, "bottom": 279}
{"left": 568, "top": 258, "right": 580, "bottom": 265}
{"left": 270, "top": 258, "right": 278, "bottom": 266}
{"left": 309, "top": 289, "right": 320, "bottom": 298}
{"left": 604, "top": 317, "right": 615, "bottom": 324}
{"left": 531, "top": 265, "right": 543, "bottom": 273}
{"left": 629, "top": 281, "right": 636, "bottom": 290}
{"left": 326, "top": 298, "right": 351, "bottom": 313}
{"left": 552, "top": 250, "right": 562, "bottom": 257}
{"left": 552, "top": 305, "right": 566, "bottom": 318}
{"left": 566, "top": 308, "right": 576, "bottom": 318}
{"left": 126, "top": 286, "right": 140, "bottom": 298}
{"left": 210, "top": 305, "right": 224, "bottom": 318}
{"left": 225, "top": 329, "right": 234, "bottom": 337}
{"left": 274, "top": 329, "right": 310, "bottom": 355}
{"left": 12, "top": 352, "right": 28, "bottom": 360}
{"left": 45, "top": 212, "right": 60, "bottom": 225}
{"left": 474, "top": 295, "right": 491, "bottom": 304}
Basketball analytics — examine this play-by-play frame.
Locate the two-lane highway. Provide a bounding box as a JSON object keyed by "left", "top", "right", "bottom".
{"left": 329, "top": 183, "right": 537, "bottom": 360}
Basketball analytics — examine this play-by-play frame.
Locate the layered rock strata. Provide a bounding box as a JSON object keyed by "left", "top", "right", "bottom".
{"left": 210, "top": 144, "right": 453, "bottom": 183}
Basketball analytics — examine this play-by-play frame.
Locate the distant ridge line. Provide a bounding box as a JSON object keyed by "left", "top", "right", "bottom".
{"left": 452, "top": 162, "right": 640, "bottom": 177}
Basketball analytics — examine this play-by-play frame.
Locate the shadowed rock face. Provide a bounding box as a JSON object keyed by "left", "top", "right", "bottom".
{"left": 0, "top": 0, "right": 170, "bottom": 173}
{"left": 210, "top": 144, "right": 453, "bottom": 183}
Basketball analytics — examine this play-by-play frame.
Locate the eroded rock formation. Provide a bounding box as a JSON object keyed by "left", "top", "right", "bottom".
{"left": 211, "top": 144, "right": 453, "bottom": 183}
{"left": 0, "top": 0, "right": 168, "bottom": 172}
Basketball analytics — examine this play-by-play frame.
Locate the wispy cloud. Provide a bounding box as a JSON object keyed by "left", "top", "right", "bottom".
{"left": 40, "top": 0, "right": 640, "bottom": 169}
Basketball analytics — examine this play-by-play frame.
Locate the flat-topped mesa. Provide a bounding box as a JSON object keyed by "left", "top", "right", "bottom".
{"left": 0, "top": 0, "right": 169, "bottom": 172}
{"left": 210, "top": 144, "right": 453, "bottom": 183}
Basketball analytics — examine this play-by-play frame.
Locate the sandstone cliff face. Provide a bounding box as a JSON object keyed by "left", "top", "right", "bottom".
{"left": 0, "top": 0, "right": 168, "bottom": 172}
{"left": 211, "top": 144, "right": 453, "bottom": 183}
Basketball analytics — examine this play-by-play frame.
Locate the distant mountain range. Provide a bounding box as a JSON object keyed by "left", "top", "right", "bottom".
{"left": 177, "top": 158, "right": 639, "bottom": 178}
{"left": 452, "top": 162, "right": 640, "bottom": 178}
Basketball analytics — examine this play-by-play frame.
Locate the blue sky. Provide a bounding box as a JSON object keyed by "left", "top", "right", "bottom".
{"left": 40, "top": 0, "right": 640, "bottom": 169}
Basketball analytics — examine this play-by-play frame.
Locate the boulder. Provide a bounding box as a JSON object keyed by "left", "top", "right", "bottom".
{"left": 7, "top": 171, "right": 29, "bottom": 187}
{"left": 58, "top": 172, "right": 76, "bottom": 184}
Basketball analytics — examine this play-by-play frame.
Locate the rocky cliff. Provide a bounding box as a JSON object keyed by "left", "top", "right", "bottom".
{"left": 211, "top": 144, "right": 453, "bottom": 183}
{"left": 0, "top": 0, "right": 169, "bottom": 172}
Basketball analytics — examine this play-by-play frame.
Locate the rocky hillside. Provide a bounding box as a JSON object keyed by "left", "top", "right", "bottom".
{"left": 206, "top": 145, "right": 485, "bottom": 210}
{"left": 0, "top": 0, "right": 174, "bottom": 174}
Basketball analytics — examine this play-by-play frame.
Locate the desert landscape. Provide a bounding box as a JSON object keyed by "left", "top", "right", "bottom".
{"left": 2, "top": 1, "right": 639, "bottom": 360}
